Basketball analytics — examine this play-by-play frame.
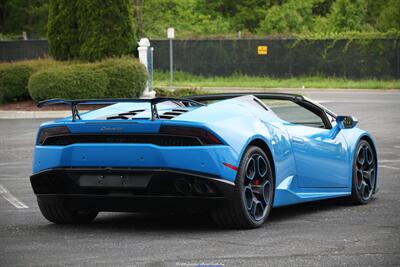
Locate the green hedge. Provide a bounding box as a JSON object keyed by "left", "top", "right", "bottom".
{"left": 0, "top": 59, "right": 63, "bottom": 104}
{"left": 154, "top": 87, "right": 207, "bottom": 98}
{"left": 97, "top": 58, "right": 147, "bottom": 98}
{"left": 27, "top": 57, "right": 147, "bottom": 101}
{"left": 0, "top": 64, "right": 35, "bottom": 104}
{"left": 0, "top": 57, "right": 147, "bottom": 103}
{"left": 28, "top": 65, "right": 109, "bottom": 101}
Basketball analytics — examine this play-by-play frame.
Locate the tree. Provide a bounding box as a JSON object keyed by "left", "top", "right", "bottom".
{"left": 26, "top": 0, "right": 49, "bottom": 38}
{"left": 76, "top": 0, "right": 136, "bottom": 61}
{"left": 197, "top": 0, "right": 267, "bottom": 32}
{"left": 231, "top": 0, "right": 268, "bottom": 32}
{"left": 142, "top": 0, "right": 231, "bottom": 38}
{"left": 327, "top": 0, "right": 368, "bottom": 32}
{"left": 0, "top": 0, "right": 48, "bottom": 38}
{"left": 376, "top": 0, "right": 400, "bottom": 31}
{"left": 258, "top": 0, "right": 315, "bottom": 35}
{"left": 132, "top": 0, "right": 144, "bottom": 38}
{"left": 48, "top": 0, "right": 79, "bottom": 60}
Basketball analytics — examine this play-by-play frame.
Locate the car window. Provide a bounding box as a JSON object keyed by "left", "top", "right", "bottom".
{"left": 261, "top": 99, "right": 326, "bottom": 128}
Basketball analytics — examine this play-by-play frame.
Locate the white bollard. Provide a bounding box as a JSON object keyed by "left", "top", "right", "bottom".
{"left": 138, "top": 38, "right": 156, "bottom": 98}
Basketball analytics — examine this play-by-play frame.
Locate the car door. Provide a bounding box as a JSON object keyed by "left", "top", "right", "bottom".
{"left": 268, "top": 99, "right": 349, "bottom": 188}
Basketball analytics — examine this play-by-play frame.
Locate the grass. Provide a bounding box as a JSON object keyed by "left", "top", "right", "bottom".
{"left": 153, "top": 71, "right": 400, "bottom": 90}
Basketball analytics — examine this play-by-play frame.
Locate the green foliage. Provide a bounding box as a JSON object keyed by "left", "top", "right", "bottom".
{"left": 28, "top": 64, "right": 109, "bottom": 101}
{"left": 0, "top": 59, "right": 60, "bottom": 103}
{"left": 0, "top": 33, "right": 22, "bottom": 40}
{"left": 377, "top": 0, "right": 400, "bottom": 31}
{"left": 0, "top": 58, "right": 147, "bottom": 103}
{"left": 195, "top": 0, "right": 267, "bottom": 32}
{"left": 96, "top": 57, "right": 147, "bottom": 98}
{"left": 76, "top": 0, "right": 136, "bottom": 61}
{"left": 231, "top": 1, "right": 267, "bottom": 31}
{"left": 154, "top": 87, "right": 207, "bottom": 98}
{"left": 48, "top": 0, "right": 136, "bottom": 61}
{"left": 258, "top": 0, "right": 315, "bottom": 35}
{"left": 25, "top": 0, "right": 49, "bottom": 37}
{"left": 142, "top": 0, "right": 231, "bottom": 38}
{"left": 1, "top": 0, "right": 400, "bottom": 41}
{"left": 0, "top": 0, "right": 48, "bottom": 38}
{"left": 20, "top": 57, "right": 147, "bottom": 101}
{"left": 327, "top": 0, "right": 368, "bottom": 32}
{"left": 0, "top": 63, "right": 34, "bottom": 103}
{"left": 48, "top": 0, "right": 79, "bottom": 60}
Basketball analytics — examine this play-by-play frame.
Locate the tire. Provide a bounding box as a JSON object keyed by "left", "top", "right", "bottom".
{"left": 37, "top": 198, "right": 98, "bottom": 224}
{"left": 211, "top": 146, "right": 275, "bottom": 229}
{"left": 349, "top": 139, "right": 377, "bottom": 204}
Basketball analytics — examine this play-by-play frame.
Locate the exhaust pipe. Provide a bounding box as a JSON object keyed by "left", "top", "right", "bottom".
{"left": 174, "top": 178, "right": 192, "bottom": 195}
{"left": 193, "top": 179, "right": 209, "bottom": 195}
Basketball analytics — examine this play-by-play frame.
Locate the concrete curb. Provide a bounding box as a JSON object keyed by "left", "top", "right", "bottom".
{"left": 0, "top": 110, "right": 70, "bottom": 119}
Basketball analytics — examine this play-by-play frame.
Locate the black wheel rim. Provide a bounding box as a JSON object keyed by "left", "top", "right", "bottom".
{"left": 243, "top": 153, "right": 273, "bottom": 221}
{"left": 355, "top": 143, "right": 376, "bottom": 201}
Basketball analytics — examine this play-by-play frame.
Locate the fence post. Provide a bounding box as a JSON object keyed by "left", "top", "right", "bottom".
{"left": 138, "top": 38, "right": 156, "bottom": 98}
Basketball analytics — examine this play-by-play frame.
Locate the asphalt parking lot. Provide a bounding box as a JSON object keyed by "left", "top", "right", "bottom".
{"left": 0, "top": 91, "right": 399, "bottom": 266}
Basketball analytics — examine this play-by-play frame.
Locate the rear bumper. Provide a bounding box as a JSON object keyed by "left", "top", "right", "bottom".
{"left": 31, "top": 167, "right": 235, "bottom": 212}
{"left": 32, "top": 144, "right": 238, "bottom": 182}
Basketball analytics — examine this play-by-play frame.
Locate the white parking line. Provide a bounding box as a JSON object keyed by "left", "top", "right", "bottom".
{"left": 380, "top": 165, "right": 400, "bottom": 170}
{"left": 379, "top": 160, "right": 400, "bottom": 165}
{"left": 0, "top": 184, "right": 28, "bottom": 209}
{"left": 0, "top": 161, "right": 27, "bottom": 166}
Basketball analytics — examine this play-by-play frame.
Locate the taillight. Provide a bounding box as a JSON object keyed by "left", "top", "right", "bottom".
{"left": 38, "top": 126, "right": 70, "bottom": 145}
{"left": 159, "top": 125, "right": 223, "bottom": 145}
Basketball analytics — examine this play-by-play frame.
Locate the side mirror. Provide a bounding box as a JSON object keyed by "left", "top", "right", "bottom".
{"left": 336, "top": 115, "right": 358, "bottom": 129}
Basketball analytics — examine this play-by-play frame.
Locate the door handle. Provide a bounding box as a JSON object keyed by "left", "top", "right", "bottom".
{"left": 292, "top": 136, "right": 305, "bottom": 144}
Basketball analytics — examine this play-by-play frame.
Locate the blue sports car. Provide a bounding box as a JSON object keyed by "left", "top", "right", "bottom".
{"left": 31, "top": 93, "right": 378, "bottom": 229}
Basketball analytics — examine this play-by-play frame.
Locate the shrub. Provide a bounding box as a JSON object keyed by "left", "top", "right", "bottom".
{"left": 48, "top": 0, "right": 79, "bottom": 60}
{"left": 28, "top": 57, "right": 147, "bottom": 101}
{"left": 155, "top": 87, "right": 207, "bottom": 98}
{"left": 76, "top": 0, "right": 136, "bottom": 61}
{"left": 28, "top": 65, "right": 109, "bottom": 101}
{"left": 96, "top": 57, "right": 147, "bottom": 98}
{"left": 0, "top": 59, "right": 64, "bottom": 104}
{"left": 1, "top": 58, "right": 147, "bottom": 103}
{"left": 0, "top": 64, "right": 35, "bottom": 104}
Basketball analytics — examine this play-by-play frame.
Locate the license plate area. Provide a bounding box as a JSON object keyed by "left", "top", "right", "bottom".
{"left": 79, "top": 174, "right": 151, "bottom": 188}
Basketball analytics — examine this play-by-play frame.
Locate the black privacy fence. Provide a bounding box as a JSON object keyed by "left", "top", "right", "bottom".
{"left": 1, "top": 39, "right": 399, "bottom": 79}
{"left": 151, "top": 39, "right": 399, "bottom": 79}
{"left": 0, "top": 40, "right": 48, "bottom": 62}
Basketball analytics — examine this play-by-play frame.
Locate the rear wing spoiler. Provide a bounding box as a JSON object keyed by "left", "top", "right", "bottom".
{"left": 37, "top": 98, "right": 205, "bottom": 121}
{"left": 37, "top": 92, "right": 336, "bottom": 122}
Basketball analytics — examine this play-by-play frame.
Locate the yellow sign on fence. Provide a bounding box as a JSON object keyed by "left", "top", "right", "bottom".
{"left": 257, "top": 45, "right": 268, "bottom": 55}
